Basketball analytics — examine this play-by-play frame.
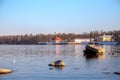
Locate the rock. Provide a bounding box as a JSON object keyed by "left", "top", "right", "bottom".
{"left": 48, "top": 62, "right": 55, "bottom": 66}
{"left": 48, "top": 60, "right": 65, "bottom": 67}
{"left": 114, "top": 72, "right": 120, "bottom": 75}
{"left": 83, "top": 45, "right": 105, "bottom": 58}
{"left": 0, "top": 68, "right": 12, "bottom": 74}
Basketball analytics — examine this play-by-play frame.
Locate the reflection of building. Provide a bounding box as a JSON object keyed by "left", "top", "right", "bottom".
{"left": 55, "top": 45, "right": 61, "bottom": 54}
{"left": 95, "top": 34, "right": 114, "bottom": 42}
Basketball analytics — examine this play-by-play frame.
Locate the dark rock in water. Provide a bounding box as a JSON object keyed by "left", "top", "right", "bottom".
{"left": 48, "top": 60, "right": 65, "bottom": 67}
{"left": 83, "top": 50, "right": 99, "bottom": 58}
{"left": 83, "top": 45, "right": 105, "bottom": 58}
{"left": 114, "top": 72, "right": 120, "bottom": 75}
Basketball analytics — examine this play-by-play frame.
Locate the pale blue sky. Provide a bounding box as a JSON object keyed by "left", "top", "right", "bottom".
{"left": 0, "top": 0, "right": 120, "bottom": 35}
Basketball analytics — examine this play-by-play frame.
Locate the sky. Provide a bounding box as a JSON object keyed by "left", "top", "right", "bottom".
{"left": 0, "top": 0, "right": 120, "bottom": 35}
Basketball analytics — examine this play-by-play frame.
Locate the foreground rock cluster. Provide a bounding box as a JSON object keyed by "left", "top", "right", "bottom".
{"left": 48, "top": 60, "right": 65, "bottom": 67}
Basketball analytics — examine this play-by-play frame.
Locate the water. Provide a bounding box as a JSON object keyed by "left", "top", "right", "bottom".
{"left": 0, "top": 45, "right": 120, "bottom": 80}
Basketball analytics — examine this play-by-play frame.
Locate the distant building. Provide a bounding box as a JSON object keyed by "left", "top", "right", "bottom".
{"left": 94, "top": 34, "right": 114, "bottom": 42}
{"left": 52, "top": 37, "right": 63, "bottom": 43}
{"left": 74, "top": 38, "right": 92, "bottom": 43}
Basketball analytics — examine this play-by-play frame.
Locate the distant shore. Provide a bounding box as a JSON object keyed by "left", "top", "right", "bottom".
{"left": 0, "top": 30, "right": 120, "bottom": 44}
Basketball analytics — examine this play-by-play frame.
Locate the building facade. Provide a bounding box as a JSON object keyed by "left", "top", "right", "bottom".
{"left": 74, "top": 38, "right": 91, "bottom": 43}
{"left": 94, "top": 34, "right": 114, "bottom": 42}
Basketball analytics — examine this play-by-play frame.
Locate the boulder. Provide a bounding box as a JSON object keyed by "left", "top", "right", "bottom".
{"left": 114, "top": 72, "right": 120, "bottom": 75}
{"left": 0, "top": 68, "right": 12, "bottom": 74}
{"left": 48, "top": 60, "right": 65, "bottom": 66}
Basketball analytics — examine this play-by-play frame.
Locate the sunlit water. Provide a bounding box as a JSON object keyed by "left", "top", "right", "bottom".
{"left": 0, "top": 45, "right": 120, "bottom": 80}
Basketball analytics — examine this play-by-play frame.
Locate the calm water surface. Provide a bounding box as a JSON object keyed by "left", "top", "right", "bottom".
{"left": 0, "top": 45, "right": 120, "bottom": 80}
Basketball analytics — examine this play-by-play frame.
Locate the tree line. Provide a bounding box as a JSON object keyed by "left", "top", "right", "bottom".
{"left": 0, "top": 30, "right": 120, "bottom": 44}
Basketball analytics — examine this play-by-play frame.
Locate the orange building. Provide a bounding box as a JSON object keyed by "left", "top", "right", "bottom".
{"left": 52, "top": 37, "right": 63, "bottom": 43}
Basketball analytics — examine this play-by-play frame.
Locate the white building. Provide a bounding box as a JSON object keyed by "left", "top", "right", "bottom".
{"left": 73, "top": 38, "right": 94, "bottom": 45}
{"left": 74, "top": 38, "right": 91, "bottom": 43}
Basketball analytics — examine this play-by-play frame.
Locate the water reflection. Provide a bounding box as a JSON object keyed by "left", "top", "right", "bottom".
{"left": 49, "top": 66, "right": 65, "bottom": 70}
{"left": 111, "top": 45, "right": 120, "bottom": 57}
{"left": 0, "top": 45, "right": 120, "bottom": 80}
{"left": 55, "top": 45, "right": 77, "bottom": 54}
{"left": 55, "top": 45, "right": 61, "bottom": 55}
{"left": 84, "top": 54, "right": 105, "bottom": 59}
{"left": 102, "top": 45, "right": 120, "bottom": 57}
{"left": 0, "top": 74, "right": 8, "bottom": 76}
{"left": 54, "top": 45, "right": 78, "bottom": 58}
{"left": 98, "top": 54, "right": 105, "bottom": 59}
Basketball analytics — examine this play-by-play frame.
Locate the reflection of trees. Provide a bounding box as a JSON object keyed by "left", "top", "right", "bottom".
{"left": 111, "top": 45, "right": 120, "bottom": 53}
